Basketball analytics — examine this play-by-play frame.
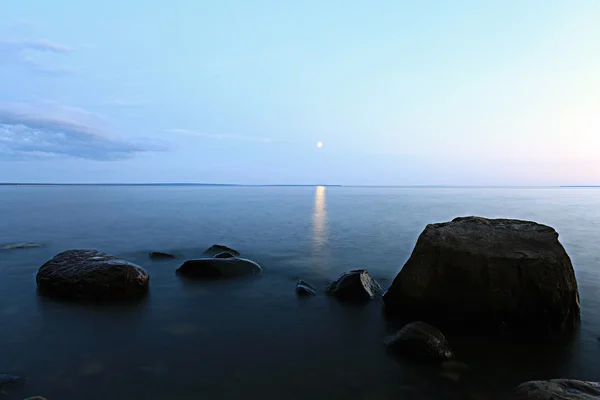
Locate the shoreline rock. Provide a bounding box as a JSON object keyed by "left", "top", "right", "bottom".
{"left": 326, "top": 270, "right": 383, "bottom": 303}
{"left": 214, "top": 251, "right": 236, "bottom": 259}
{"left": 513, "top": 379, "right": 600, "bottom": 399}
{"left": 36, "top": 250, "right": 150, "bottom": 301}
{"left": 383, "top": 216, "right": 580, "bottom": 337}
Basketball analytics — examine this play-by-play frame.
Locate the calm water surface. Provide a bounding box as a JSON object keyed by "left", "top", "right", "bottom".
{"left": 0, "top": 186, "right": 599, "bottom": 399}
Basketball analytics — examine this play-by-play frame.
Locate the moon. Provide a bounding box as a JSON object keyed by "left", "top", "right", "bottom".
{"left": 317, "top": 141, "right": 323, "bottom": 149}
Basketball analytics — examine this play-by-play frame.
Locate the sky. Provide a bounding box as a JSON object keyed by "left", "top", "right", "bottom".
{"left": 0, "top": 0, "right": 599, "bottom": 185}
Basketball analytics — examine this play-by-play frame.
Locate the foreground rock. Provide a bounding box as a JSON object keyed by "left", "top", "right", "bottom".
{"left": 176, "top": 258, "right": 262, "bottom": 278}
{"left": 214, "top": 251, "right": 236, "bottom": 259}
{"left": 326, "top": 270, "right": 383, "bottom": 302}
{"left": 149, "top": 251, "right": 176, "bottom": 260}
{"left": 204, "top": 244, "right": 240, "bottom": 257}
{"left": 386, "top": 321, "right": 454, "bottom": 361}
{"left": 513, "top": 379, "right": 600, "bottom": 399}
{"left": 36, "top": 250, "right": 150, "bottom": 300}
{"left": 383, "top": 216, "right": 580, "bottom": 336}
{"left": 296, "top": 280, "right": 317, "bottom": 296}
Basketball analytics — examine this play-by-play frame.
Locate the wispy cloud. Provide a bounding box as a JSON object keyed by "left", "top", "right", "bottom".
{"left": 168, "top": 128, "right": 273, "bottom": 143}
{"left": 0, "top": 102, "right": 160, "bottom": 161}
{"left": 0, "top": 38, "right": 75, "bottom": 76}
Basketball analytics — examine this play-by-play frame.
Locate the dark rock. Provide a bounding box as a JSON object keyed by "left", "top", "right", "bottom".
{"left": 0, "top": 374, "right": 21, "bottom": 388}
{"left": 204, "top": 244, "right": 240, "bottom": 257}
{"left": 176, "top": 257, "right": 261, "bottom": 278}
{"left": 325, "top": 270, "right": 383, "bottom": 302}
{"left": 386, "top": 321, "right": 454, "bottom": 361}
{"left": 383, "top": 216, "right": 580, "bottom": 337}
{"left": 214, "top": 251, "right": 236, "bottom": 259}
{"left": 0, "top": 242, "right": 42, "bottom": 250}
{"left": 296, "top": 280, "right": 317, "bottom": 296}
{"left": 36, "top": 250, "right": 150, "bottom": 301}
{"left": 513, "top": 379, "right": 600, "bottom": 399}
{"left": 149, "top": 251, "right": 176, "bottom": 260}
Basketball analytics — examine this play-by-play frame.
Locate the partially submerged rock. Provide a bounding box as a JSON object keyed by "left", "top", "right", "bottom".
{"left": 36, "top": 250, "right": 150, "bottom": 301}
{"left": 386, "top": 321, "right": 454, "bottom": 361}
{"left": 149, "top": 251, "right": 176, "bottom": 260}
{"left": 0, "top": 373, "right": 20, "bottom": 388}
{"left": 383, "top": 216, "right": 580, "bottom": 336}
{"left": 296, "top": 280, "right": 317, "bottom": 296}
{"left": 204, "top": 244, "right": 240, "bottom": 257}
{"left": 214, "top": 251, "right": 236, "bottom": 259}
{"left": 176, "top": 257, "right": 262, "bottom": 278}
{"left": 0, "top": 242, "right": 42, "bottom": 250}
{"left": 325, "top": 270, "right": 383, "bottom": 302}
{"left": 513, "top": 379, "right": 600, "bottom": 399}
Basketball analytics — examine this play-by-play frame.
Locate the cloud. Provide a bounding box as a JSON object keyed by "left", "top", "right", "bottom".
{"left": 0, "top": 103, "right": 158, "bottom": 161}
{"left": 0, "top": 38, "right": 75, "bottom": 76}
{"left": 168, "top": 128, "right": 273, "bottom": 143}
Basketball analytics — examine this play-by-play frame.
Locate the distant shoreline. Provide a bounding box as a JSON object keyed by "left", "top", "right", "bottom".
{"left": 0, "top": 183, "right": 598, "bottom": 188}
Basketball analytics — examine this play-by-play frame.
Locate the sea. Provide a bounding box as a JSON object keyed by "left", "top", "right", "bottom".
{"left": 0, "top": 185, "right": 599, "bottom": 400}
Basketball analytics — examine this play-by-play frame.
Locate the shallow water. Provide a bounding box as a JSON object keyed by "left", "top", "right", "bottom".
{"left": 0, "top": 186, "right": 599, "bottom": 399}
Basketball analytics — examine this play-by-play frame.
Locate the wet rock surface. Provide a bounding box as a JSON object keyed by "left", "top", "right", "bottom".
{"left": 214, "top": 251, "right": 236, "bottom": 259}
{"left": 176, "top": 257, "right": 262, "bottom": 278}
{"left": 325, "top": 269, "right": 383, "bottom": 303}
{"left": 296, "top": 280, "right": 317, "bottom": 296}
{"left": 513, "top": 379, "right": 600, "bottom": 399}
{"left": 204, "top": 244, "right": 240, "bottom": 257}
{"left": 149, "top": 251, "right": 176, "bottom": 260}
{"left": 36, "top": 249, "right": 150, "bottom": 300}
{"left": 386, "top": 321, "right": 454, "bottom": 361}
{"left": 383, "top": 216, "right": 580, "bottom": 336}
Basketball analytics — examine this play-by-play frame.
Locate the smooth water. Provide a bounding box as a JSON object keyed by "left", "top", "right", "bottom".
{"left": 0, "top": 186, "right": 599, "bottom": 399}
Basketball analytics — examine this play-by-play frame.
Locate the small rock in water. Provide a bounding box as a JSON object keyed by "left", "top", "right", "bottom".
{"left": 0, "top": 374, "right": 21, "bottom": 387}
{"left": 386, "top": 321, "right": 454, "bottom": 361}
{"left": 149, "top": 251, "right": 176, "bottom": 260}
{"left": 24, "top": 397, "right": 48, "bottom": 400}
{"left": 204, "top": 244, "right": 240, "bottom": 257}
{"left": 325, "top": 270, "right": 383, "bottom": 303}
{"left": 177, "top": 257, "right": 262, "bottom": 279}
{"left": 0, "top": 243, "right": 42, "bottom": 250}
{"left": 214, "top": 251, "right": 236, "bottom": 259}
{"left": 296, "top": 280, "right": 317, "bottom": 296}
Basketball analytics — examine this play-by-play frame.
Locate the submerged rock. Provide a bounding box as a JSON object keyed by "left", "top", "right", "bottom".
{"left": 0, "top": 242, "right": 42, "bottom": 250}
{"left": 0, "top": 374, "right": 20, "bottom": 388}
{"left": 214, "top": 251, "right": 236, "bottom": 259}
{"left": 386, "top": 321, "right": 454, "bottom": 361}
{"left": 204, "top": 244, "right": 240, "bottom": 257}
{"left": 513, "top": 379, "right": 600, "bottom": 399}
{"left": 176, "top": 257, "right": 262, "bottom": 278}
{"left": 36, "top": 250, "right": 150, "bottom": 301}
{"left": 296, "top": 280, "right": 317, "bottom": 296}
{"left": 325, "top": 270, "right": 383, "bottom": 302}
{"left": 149, "top": 251, "right": 176, "bottom": 260}
{"left": 383, "top": 216, "right": 580, "bottom": 337}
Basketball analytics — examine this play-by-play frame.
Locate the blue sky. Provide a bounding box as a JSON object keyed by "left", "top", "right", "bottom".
{"left": 0, "top": 1, "right": 598, "bottom": 185}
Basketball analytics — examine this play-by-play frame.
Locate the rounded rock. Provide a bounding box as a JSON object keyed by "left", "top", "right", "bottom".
{"left": 386, "top": 321, "right": 454, "bottom": 361}
{"left": 176, "top": 257, "right": 261, "bottom": 278}
{"left": 326, "top": 270, "right": 383, "bottom": 303}
{"left": 36, "top": 249, "right": 150, "bottom": 301}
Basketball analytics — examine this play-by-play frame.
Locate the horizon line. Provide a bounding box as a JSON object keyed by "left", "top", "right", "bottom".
{"left": 0, "top": 183, "right": 598, "bottom": 188}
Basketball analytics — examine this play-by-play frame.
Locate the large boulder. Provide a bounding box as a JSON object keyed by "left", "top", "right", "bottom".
{"left": 326, "top": 270, "right": 383, "bottom": 303}
{"left": 513, "top": 379, "right": 600, "bottom": 399}
{"left": 383, "top": 217, "right": 580, "bottom": 336}
{"left": 176, "top": 257, "right": 262, "bottom": 278}
{"left": 204, "top": 244, "right": 240, "bottom": 257}
{"left": 385, "top": 321, "right": 454, "bottom": 362}
{"left": 36, "top": 250, "right": 150, "bottom": 301}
